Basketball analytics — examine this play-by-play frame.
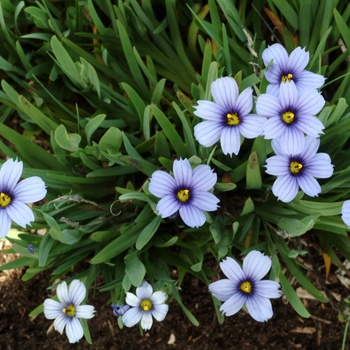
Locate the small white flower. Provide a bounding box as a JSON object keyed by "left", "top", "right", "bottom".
{"left": 122, "top": 281, "right": 169, "bottom": 331}
{"left": 43, "top": 280, "right": 95, "bottom": 343}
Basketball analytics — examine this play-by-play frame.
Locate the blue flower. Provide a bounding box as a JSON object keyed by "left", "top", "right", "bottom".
{"left": 256, "top": 81, "right": 325, "bottom": 155}
{"left": 148, "top": 158, "right": 219, "bottom": 228}
{"left": 262, "top": 43, "right": 325, "bottom": 96}
{"left": 265, "top": 136, "right": 333, "bottom": 203}
{"left": 122, "top": 281, "right": 169, "bottom": 331}
{"left": 341, "top": 200, "right": 350, "bottom": 226}
{"left": 111, "top": 304, "right": 130, "bottom": 316}
{"left": 193, "top": 77, "right": 266, "bottom": 156}
{"left": 0, "top": 158, "right": 47, "bottom": 238}
{"left": 209, "top": 250, "right": 281, "bottom": 322}
{"left": 44, "top": 280, "right": 95, "bottom": 343}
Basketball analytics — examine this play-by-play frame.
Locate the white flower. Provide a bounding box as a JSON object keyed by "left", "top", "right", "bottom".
{"left": 122, "top": 281, "right": 169, "bottom": 331}
{"left": 43, "top": 280, "right": 95, "bottom": 343}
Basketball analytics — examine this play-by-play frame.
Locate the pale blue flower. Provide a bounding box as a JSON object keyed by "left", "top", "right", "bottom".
{"left": 44, "top": 280, "right": 95, "bottom": 343}
{"left": 193, "top": 77, "right": 266, "bottom": 156}
{"left": 122, "top": 281, "right": 169, "bottom": 331}
{"left": 209, "top": 250, "right": 281, "bottom": 322}
{"left": 265, "top": 136, "right": 333, "bottom": 203}
{"left": 256, "top": 81, "right": 325, "bottom": 155}
{"left": 0, "top": 158, "right": 47, "bottom": 238}
{"left": 341, "top": 200, "right": 350, "bottom": 226}
{"left": 262, "top": 43, "right": 325, "bottom": 96}
{"left": 148, "top": 158, "right": 219, "bottom": 228}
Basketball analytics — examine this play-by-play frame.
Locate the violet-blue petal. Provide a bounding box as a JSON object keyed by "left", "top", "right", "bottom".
{"left": 57, "top": 281, "right": 69, "bottom": 305}
{"left": 68, "top": 280, "right": 86, "bottom": 307}
{"left": 235, "top": 87, "right": 253, "bottom": 116}
{"left": 254, "top": 280, "right": 281, "bottom": 298}
{"left": 279, "top": 127, "right": 305, "bottom": 155}
{"left": 219, "top": 257, "right": 245, "bottom": 282}
{"left": 125, "top": 292, "right": 141, "bottom": 307}
{"left": 262, "top": 43, "right": 288, "bottom": 68}
{"left": 194, "top": 121, "right": 223, "bottom": 147}
{"left": 6, "top": 201, "right": 35, "bottom": 228}
{"left": 173, "top": 159, "right": 192, "bottom": 187}
{"left": 208, "top": 279, "right": 236, "bottom": 302}
{"left": 242, "top": 251, "right": 272, "bottom": 281}
{"left": 193, "top": 100, "right": 227, "bottom": 121}
{"left": 140, "top": 311, "right": 153, "bottom": 331}
{"left": 256, "top": 94, "right": 281, "bottom": 117}
{"left": 66, "top": 317, "right": 84, "bottom": 343}
{"left": 75, "top": 305, "right": 95, "bottom": 319}
{"left": 149, "top": 171, "right": 176, "bottom": 198}
{"left": 272, "top": 174, "right": 299, "bottom": 202}
{"left": 220, "top": 292, "right": 246, "bottom": 317}
{"left": 211, "top": 77, "right": 239, "bottom": 110}
{"left": 136, "top": 281, "right": 153, "bottom": 300}
{"left": 44, "top": 299, "right": 64, "bottom": 320}
{"left": 295, "top": 115, "right": 324, "bottom": 137}
{"left": 151, "top": 304, "right": 169, "bottom": 322}
{"left": 191, "top": 192, "right": 220, "bottom": 211}
{"left": 296, "top": 88, "right": 325, "bottom": 115}
{"left": 53, "top": 314, "right": 67, "bottom": 334}
{"left": 122, "top": 307, "right": 143, "bottom": 328}
{"left": 0, "top": 210, "right": 11, "bottom": 238}
{"left": 265, "top": 156, "right": 289, "bottom": 176}
{"left": 287, "top": 47, "right": 309, "bottom": 73}
{"left": 239, "top": 115, "right": 266, "bottom": 138}
{"left": 191, "top": 165, "right": 217, "bottom": 192}
{"left": 246, "top": 295, "right": 273, "bottom": 322}
{"left": 220, "top": 126, "right": 241, "bottom": 156}
{"left": 12, "top": 176, "right": 46, "bottom": 203}
{"left": 179, "top": 204, "right": 206, "bottom": 228}
{"left": 306, "top": 154, "right": 334, "bottom": 178}
{"left": 296, "top": 70, "right": 325, "bottom": 90}
{"left": 279, "top": 81, "right": 298, "bottom": 109}
{"left": 263, "top": 117, "right": 286, "bottom": 139}
{"left": 297, "top": 174, "right": 321, "bottom": 197}
{"left": 156, "top": 195, "right": 181, "bottom": 218}
{"left": 150, "top": 291, "right": 167, "bottom": 305}
{"left": 0, "top": 159, "right": 23, "bottom": 192}
{"left": 342, "top": 201, "right": 350, "bottom": 226}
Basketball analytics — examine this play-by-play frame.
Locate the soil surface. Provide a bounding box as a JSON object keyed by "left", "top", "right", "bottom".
{"left": 0, "top": 240, "right": 349, "bottom": 350}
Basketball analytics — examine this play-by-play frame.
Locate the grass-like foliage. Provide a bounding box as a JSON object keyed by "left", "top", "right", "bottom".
{"left": 1, "top": 0, "right": 350, "bottom": 343}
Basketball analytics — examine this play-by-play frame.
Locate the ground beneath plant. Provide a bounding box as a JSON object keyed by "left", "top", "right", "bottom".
{"left": 1, "top": 240, "right": 349, "bottom": 350}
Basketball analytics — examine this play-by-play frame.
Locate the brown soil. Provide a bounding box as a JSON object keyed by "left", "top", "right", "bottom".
{"left": 0, "top": 241, "right": 349, "bottom": 350}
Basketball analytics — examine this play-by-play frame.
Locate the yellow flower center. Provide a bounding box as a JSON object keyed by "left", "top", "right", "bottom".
{"left": 140, "top": 299, "right": 153, "bottom": 311}
{"left": 281, "top": 73, "right": 293, "bottom": 83}
{"left": 290, "top": 160, "right": 303, "bottom": 174}
{"left": 177, "top": 189, "right": 190, "bottom": 203}
{"left": 62, "top": 304, "right": 76, "bottom": 318}
{"left": 281, "top": 111, "right": 295, "bottom": 124}
{"left": 226, "top": 113, "right": 240, "bottom": 126}
{"left": 240, "top": 281, "right": 253, "bottom": 294}
{"left": 0, "top": 192, "right": 11, "bottom": 208}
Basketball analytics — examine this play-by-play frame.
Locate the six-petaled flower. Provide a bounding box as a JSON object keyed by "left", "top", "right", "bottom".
{"left": 262, "top": 43, "right": 325, "bottom": 96}
{"left": 193, "top": 77, "right": 266, "bottom": 156}
{"left": 256, "top": 81, "right": 325, "bottom": 155}
{"left": 0, "top": 158, "right": 47, "bottom": 238}
{"left": 265, "top": 136, "right": 333, "bottom": 203}
{"left": 148, "top": 158, "right": 219, "bottom": 228}
{"left": 122, "top": 281, "right": 169, "bottom": 331}
{"left": 209, "top": 250, "right": 281, "bottom": 322}
{"left": 44, "top": 280, "right": 95, "bottom": 343}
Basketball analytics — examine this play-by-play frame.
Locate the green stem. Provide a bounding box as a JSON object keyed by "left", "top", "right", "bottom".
{"left": 341, "top": 317, "right": 350, "bottom": 350}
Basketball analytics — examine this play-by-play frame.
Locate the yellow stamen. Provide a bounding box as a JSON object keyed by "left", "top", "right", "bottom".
{"left": 281, "top": 111, "right": 295, "bottom": 124}
{"left": 177, "top": 189, "right": 190, "bottom": 203}
{"left": 62, "top": 304, "right": 76, "bottom": 318}
{"left": 140, "top": 299, "right": 153, "bottom": 311}
{"left": 0, "top": 192, "right": 11, "bottom": 208}
{"left": 290, "top": 161, "right": 303, "bottom": 174}
{"left": 240, "top": 281, "right": 253, "bottom": 294}
{"left": 281, "top": 73, "right": 293, "bottom": 83}
{"left": 226, "top": 113, "right": 240, "bottom": 126}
